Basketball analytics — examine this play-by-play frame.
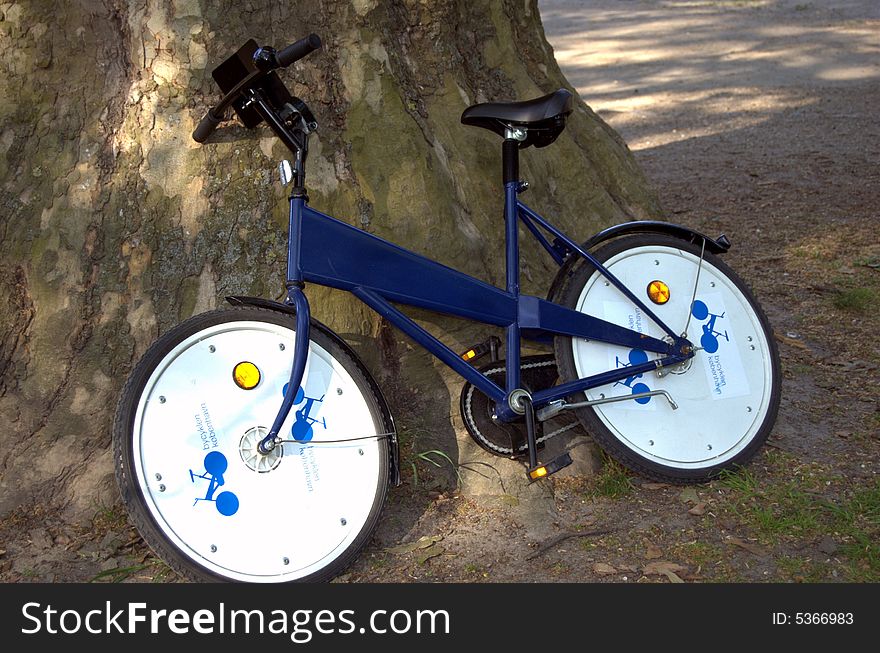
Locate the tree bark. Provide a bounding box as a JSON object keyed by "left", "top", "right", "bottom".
{"left": 0, "top": 0, "right": 659, "bottom": 522}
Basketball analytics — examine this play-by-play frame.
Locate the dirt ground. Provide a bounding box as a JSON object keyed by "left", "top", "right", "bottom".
{"left": 2, "top": 0, "right": 878, "bottom": 583}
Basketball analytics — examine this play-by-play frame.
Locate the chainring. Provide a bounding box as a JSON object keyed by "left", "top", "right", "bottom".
{"left": 460, "top": 354, "right": 565, "bottom": 458}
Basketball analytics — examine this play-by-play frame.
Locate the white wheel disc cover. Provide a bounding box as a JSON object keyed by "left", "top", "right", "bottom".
{"left": 133, "top": 320, "right": 383, "bottom": 582}
{"left": 571, "top": 245, "right": 774, "bottom": 469}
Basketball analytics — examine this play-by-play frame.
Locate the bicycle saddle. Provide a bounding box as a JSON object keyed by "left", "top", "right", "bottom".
{"left": 461, "top": 88, "right": 572, "bottom": 148}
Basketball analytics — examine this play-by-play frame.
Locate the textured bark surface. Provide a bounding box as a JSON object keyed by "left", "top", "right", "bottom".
{"left": 0, "top": 0, "right": 658, "bottom": 523}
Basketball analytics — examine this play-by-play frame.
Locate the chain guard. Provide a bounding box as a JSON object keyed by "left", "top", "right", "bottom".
{"left": 460, "top": 355, "right": 565, "bottom": 458}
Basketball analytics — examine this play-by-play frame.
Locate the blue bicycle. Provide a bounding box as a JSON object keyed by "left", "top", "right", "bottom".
{"left": 113, "top": 35, "right": 781, "bottom": 583}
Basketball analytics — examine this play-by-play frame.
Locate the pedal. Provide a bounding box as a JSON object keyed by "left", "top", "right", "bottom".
{"left": 460, "top": 336, "right": 501, "bottom": 364}
{"left": 527, "top": 452, "right": 573, "bottom": 481}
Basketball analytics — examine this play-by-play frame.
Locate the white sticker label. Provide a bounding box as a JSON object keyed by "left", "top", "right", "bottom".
{"left": 690, "top": 293, "right": 750, "bottom": 400}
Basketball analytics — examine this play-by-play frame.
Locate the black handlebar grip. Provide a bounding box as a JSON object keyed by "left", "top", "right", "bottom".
{"left": 192, "top": 110, "right": 221, "bottom": 143}
{"left": 276, "top": 33, "right": 322, "bottom": 67}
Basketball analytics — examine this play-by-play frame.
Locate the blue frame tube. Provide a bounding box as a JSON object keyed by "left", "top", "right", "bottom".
{"left": 517, "top": 201, "right": 681, "bottom": 341}
{"left": 531, "top": 353, "right": 685, "bottom": 406}
{"left": 519, "top": 210, "right": 567, "bottom": 266}
{"left": 518, "top": 296, "right": 672, "bottom": 354}
{"left": 504, "top": 182, "right": 521, "bottom": 395}
{"left": 287, "top": 195, "right": 305, "bottom": 284}
{"left": 352, "top": 287, "right": 507, "bottom": 405}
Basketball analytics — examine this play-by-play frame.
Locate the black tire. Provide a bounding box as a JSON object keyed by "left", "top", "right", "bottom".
{"left": 113, "top": 306, "right": 392, "bottom": 582}
{"left": 553, "top": 234, "right": 781, "bottom": 483}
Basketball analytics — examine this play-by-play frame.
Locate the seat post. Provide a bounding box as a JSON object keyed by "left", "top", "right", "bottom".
{"left": 502, "top": 137, "right": 519, "bottom": 185}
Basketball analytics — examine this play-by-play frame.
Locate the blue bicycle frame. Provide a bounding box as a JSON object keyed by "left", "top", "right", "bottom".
{"left": 200, "top": 58, "right": 706, "bottom": 457}
{"left": 261, "top": 180, "right": 696, "bottom": 450}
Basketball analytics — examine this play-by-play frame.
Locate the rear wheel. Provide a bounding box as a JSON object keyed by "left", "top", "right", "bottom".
{"left": 113, "top": 306, "right": 392, "bottom": 582}
{"left": 554, "top": 234, "right": 781, "bottom": 482}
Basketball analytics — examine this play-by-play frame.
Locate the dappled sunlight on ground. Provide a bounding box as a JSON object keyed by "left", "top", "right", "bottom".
{"left": 585, "top": 87, "right": 816, "bottom": 151}
{"left": 540, "top": 0, "right": 879, "bottom": 149}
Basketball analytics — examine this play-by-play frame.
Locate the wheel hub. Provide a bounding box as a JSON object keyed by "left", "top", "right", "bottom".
{"left": 662, "top": 335, "right": 695, "bottom": 375}
{"left": 668, "top": 355, "right": 694, "bottom": 375}
{"left": 239, "top": 426, "right": 283, "bottom": 472}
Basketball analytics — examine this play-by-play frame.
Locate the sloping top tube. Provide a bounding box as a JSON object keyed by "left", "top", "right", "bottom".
{"left": 300, "top": 206, "right": 518, "bottom": 327}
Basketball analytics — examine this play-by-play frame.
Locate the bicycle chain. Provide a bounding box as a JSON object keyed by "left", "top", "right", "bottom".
{"left": 461, "top": 357, "right": 582, "bottom": 457}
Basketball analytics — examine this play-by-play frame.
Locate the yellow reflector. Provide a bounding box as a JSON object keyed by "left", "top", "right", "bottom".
{"left": 463, "top": 349, "right": 477, "bottom": 360}
{"left": 233, "top": 361, "right": 261, "bottom": 390}
{"left": 647, "top": 280, "right": 671, "bottom": 305}
{"left": 529, "top": 466, "right": 548, "bottom": 480}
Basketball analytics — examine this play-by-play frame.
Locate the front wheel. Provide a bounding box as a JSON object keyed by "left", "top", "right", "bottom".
{"left": 554, "top": 234, "right": 781, "bottom": 483}
{"left": 113, "top": 306, "right": 392, "bottom": 582}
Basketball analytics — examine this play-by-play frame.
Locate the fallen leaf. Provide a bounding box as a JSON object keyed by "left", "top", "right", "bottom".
{"left": 645, "top": 544, "right": 662, "bottom": 560}
{"left": 642, "top": 482, "right": 670, "bottom": 490}
{"left": 775, "top": 333, "right": 810, "bottom": 350}
{"left": 679, "top": 487, "right": 699, "bottom": 504}
{"left": 834, "top": 431, "right": 851, "bottom": 440}
{"left": 643, "top": 561, "right": 687, "bottom": 576}
{"left": 593, "top": 562, "right": 617, "bottom": 575}
{"left": 385, "top": 535, "right": 443, "bottom": 555}
{"left": 415, "top": 544, "right": 444, "bottom": 565}
{"left": 688, "top": 502, "right": 707, "bottom": 516}
{"left": 726, "top": 537, "right": 768, "bottom": 557}
{"left": 663, "top": 570, "right": 685, "bottom": 583}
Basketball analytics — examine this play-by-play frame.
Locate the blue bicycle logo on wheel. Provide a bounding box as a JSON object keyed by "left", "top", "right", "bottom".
{"left": 282, "top": 384, "right": 327, "bottom": 442}
{"left": 691, "top": 300, "right": 729, "bottom": 353}
{"left": 190, "top": 451, "right": 239, "bottom": 516}
{"left": 614, "top": 348, "right": 652, "bottom": 404}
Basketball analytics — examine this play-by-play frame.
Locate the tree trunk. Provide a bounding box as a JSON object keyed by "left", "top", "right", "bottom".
{"left": 0, "top": 0, "right": 659, "bottom": 524}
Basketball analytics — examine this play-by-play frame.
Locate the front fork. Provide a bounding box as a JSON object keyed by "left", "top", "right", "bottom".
{"left": 258, "top": 191, "right": 311, "bottom": 455}
{"left": 257, "top": 285, "right": 310, "bottom": 454}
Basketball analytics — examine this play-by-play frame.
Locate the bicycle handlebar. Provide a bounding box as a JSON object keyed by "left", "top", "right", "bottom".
{"left": 192, "top": 109, "right": 222, "bottom": 143}
{"left": 192, "top": 34, "right": 322, "bottom": 143}
{"left": 277, "top": 33, "right": 322, "bottom": 68}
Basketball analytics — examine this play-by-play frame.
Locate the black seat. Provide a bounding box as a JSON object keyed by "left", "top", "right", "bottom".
{"left": 461, "top": 88, "right": 573, "bottom": 148}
